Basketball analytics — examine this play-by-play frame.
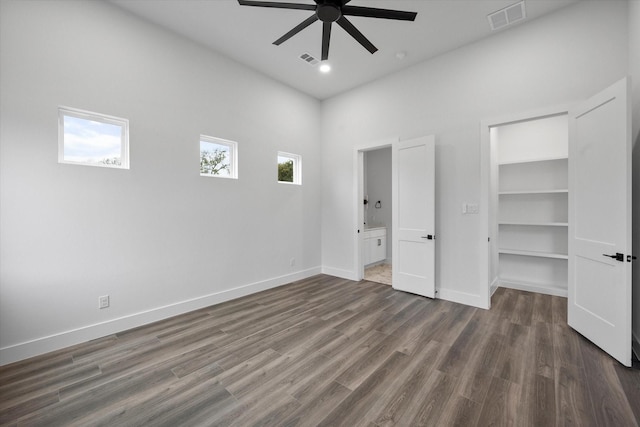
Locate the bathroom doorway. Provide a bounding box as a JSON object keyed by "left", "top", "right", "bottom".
{"left": 356, "top": 143, "right": 393, "bottom": 285}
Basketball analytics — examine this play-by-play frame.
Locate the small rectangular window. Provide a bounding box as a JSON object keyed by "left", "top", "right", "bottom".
{"left": 58, "top": 106, "right": 129, "bottom": 169}
{"left": 278, "top": 152, "right": 301, "bottom": 185}
{"left": 200, "top": 135, "right": 238, "bottom": 179}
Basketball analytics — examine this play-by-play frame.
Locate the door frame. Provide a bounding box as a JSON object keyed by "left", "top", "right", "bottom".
{"left": 479, "top": 103, "right": 571, "bottom": 309}
{"left": 353, "top": 137, "right": 398, "bottom": 281}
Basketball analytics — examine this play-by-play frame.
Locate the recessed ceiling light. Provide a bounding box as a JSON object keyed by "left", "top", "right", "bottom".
{"left": 319, "top": 63, "right": 331, "bottom": 73}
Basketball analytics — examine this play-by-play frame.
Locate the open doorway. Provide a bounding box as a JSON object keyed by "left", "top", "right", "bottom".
{"left": 362, "top": 147, "right": 392, "bottom": 285}
{"left": 490, "top": 114, "right": 569, "bottom": 297}
{"left": 480, "top": 105, "right": 570, "bottom": 310}
{"left": 354, "top": 139, "right": 396, "bottom": 284}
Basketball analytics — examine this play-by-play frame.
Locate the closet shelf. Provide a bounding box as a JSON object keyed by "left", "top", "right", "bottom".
{"left": 498, "top": 156, "right": 568, "bottom": 166}
{"left": 495, "top": 116, "right": 569, "bottom": 296}
{"left": 498, "top": 249, "right": 568, "bottom": 260}
{"left": 498, "top": 189, "right": 568, "bottom": 195}
{"left": 498, "top": 221, "right": 568, "bottom": 227}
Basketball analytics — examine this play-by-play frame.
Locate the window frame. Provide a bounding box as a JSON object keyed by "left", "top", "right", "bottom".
{"left": 277, "top": 151, "right": 302, "bottom": 185}
{"left": 58, "top": 106, "right": 130, "bottom": 169}
{"left": 199, "top": 135, "right": 238, "bottom": 179}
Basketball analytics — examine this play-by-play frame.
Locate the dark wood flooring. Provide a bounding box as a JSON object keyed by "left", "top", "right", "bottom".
{"left": 1, "top": 275, "right": 639, "bottom": 426}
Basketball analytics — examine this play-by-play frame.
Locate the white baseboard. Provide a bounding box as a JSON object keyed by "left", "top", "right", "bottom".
{"left": 321, "top": 266, "right": 358, "bottom": 281}
{"left": 499, "top": 280, "right": 568, "bottom": 298}
{"left": 0, "top": 267, "right": 321, "bottom": 366}
{"left": 633, "top": 330, "right": 640, "bottom": 362}
{"left": 490, "top": 277, "right": 499, "bottom": 297}
{"left": 437, "top": 287, "right": 489, "bottom": 310}
{"left": 364, "top": 260, "right": 387, "bottom": 268}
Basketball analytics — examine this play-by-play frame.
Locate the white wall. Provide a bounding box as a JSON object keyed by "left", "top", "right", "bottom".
{"left": 496, "top": 115, "right": 568, "bottom": 164}
{"left": 320, "top": 1, "right": 628, "bottom": 307}
{"left": 629, "top": 0, "right": 640, "bottom": 357}
{"left": 364, "top": 147, "right": 392, "bottom": 260}
{"left": 0, "top": 0, "right": 321, "bottom": 364}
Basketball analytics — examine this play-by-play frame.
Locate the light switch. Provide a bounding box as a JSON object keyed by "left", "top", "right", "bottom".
{"left": 462, "top": 203, "right": 479, "bottom": 214}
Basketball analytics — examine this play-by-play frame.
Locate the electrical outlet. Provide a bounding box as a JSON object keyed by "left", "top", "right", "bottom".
{"left": 99, "top": 295, "right": 110, "bottom": 309}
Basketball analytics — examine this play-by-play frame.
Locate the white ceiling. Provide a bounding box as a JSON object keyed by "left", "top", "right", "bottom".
{"left": 110, "top": 0, "right": 580, "bottom": 100}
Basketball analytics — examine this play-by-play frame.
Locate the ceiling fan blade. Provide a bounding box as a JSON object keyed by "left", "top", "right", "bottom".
{"left": 321, "top": 22, "right": 331, "bottom": 60}
{"left": 273, "top": 14, "right": 319, "bottom": 45}
{"left": 336, "top": 16, "right": 377, "bottom": 54}
{"left": 238, "top": 0, "right": 316, "bottom": 11}
{"left": 342, "top": 5, "right": 417, "bottom": 21}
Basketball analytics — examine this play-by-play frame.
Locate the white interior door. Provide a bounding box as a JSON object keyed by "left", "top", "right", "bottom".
{"left": 568, "top": 77, "right": 632, "bottom": 367}
{"left": 392, "top": 135, "right": 435, "bottom": 297}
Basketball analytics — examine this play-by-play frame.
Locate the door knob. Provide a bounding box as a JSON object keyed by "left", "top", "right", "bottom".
{"left": 421, "top": 235, "right": 434, "bottom": 240}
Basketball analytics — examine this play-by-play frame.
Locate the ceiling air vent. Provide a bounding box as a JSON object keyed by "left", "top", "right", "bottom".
{"left": 488, "top": 1, "right": 526, "bottom": 31}
{"left": 299, "top": 52, "right": 319, "bottom": 66}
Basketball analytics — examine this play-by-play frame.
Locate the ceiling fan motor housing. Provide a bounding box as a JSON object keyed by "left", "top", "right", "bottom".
{"left": 317, "top": 2, "right": 342, "bottom": 23}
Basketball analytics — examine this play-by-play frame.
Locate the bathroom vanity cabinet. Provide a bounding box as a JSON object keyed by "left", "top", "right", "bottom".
{"left": 363, "top": 227, "right": 387, "bottom": 266}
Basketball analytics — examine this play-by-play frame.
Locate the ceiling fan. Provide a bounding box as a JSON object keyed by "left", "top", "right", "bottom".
{"left": 237, "top": 0, "right": 418, "bottom": 61}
